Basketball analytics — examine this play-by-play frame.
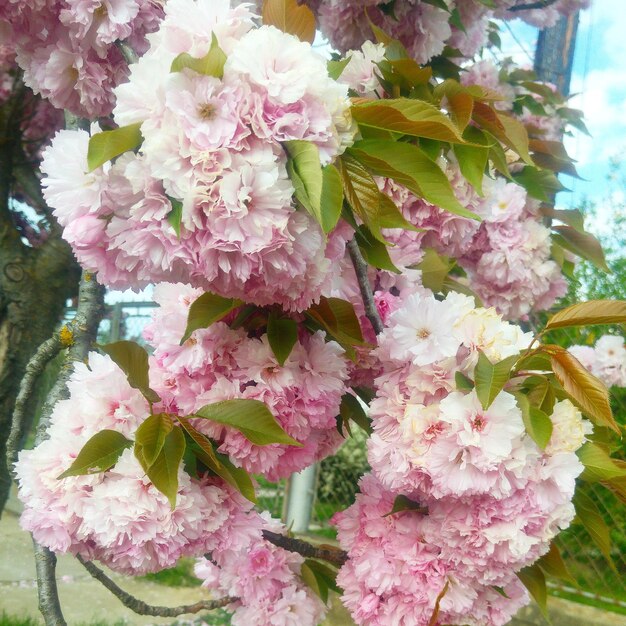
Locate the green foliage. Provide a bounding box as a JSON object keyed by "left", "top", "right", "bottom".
{"left": 170, "top": 33, "right": 226, "bottom": 77}
{"left": 87, "top": 123, "right": 142, "bottom": 171}
{"left": 140, "top": 558, "right": 201, "bottom": 587}
{"left": 181, "top": 292, "right": 243, "bottom": 344}
{"left": 195, "top": 399, "right": 301, "bottom": 446}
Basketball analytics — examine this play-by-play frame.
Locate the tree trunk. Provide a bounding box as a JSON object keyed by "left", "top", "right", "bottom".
{"left": 0, "top": 76, "right": 81, "bottom": 516}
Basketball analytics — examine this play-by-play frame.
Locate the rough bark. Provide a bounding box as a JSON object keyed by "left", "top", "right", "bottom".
{"left": 0, "top": 75, "right": 81, "bottom": 516}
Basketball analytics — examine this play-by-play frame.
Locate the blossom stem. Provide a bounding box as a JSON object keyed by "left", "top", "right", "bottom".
{"left": 346, "top": 237, "right": 384, "bottom": 336}
{"left": 77, "top": 556, "right": 235, "bottom": 617}
{"left": 262, "top": 530, "right": 348, "bottom": 566}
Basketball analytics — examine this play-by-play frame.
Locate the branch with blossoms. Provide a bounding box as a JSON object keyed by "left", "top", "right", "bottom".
{"left": 262, "top": 530, "right": 348, "bottom": 567}
{"left": 77, "top": 556, "right": 235, "bottom": 618}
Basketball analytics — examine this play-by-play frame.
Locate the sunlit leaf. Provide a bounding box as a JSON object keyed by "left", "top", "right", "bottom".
{"left": 166, "top": 197, "right": 183, "bottom": 238}
{"left": 351, "top": 99, "right": 465, "bottom": 143}
{"left": 262, "top": 0, "right": 316, "bottom": 42}
{"left": 301, "top": 559, "right": 340, "bottom": 603}
{"left": 58, "top": 430, "right": 132, "bottom": 479}
{"left": 542, "top": 345, "right": 618, "bottom": 433}
{"left": 170, "top": 33, "right": 226, "bottom": 77}
{"left": 355, "top": 226, "right": 400, "bottom": 273}
{"left": 347, "top": 140, "right": 479, "bottom": 220}
{"left": 577, "top": 442, "right": 626, "bottom": 482}
{"left": 544, "top": 300, "right": 626, "bottom": 332}
{"left": 453, "top": 126, "right": 489, "bottom": 195}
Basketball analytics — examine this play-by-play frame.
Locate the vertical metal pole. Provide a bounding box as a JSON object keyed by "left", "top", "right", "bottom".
{"left": 534, "top": 12, "right": 580, "bottom": 98}
{"left": 109, "top": 302, "right": 123, "bottom": 342}
{"left": 284, "top": 463, "right": 318, "bottom": 533}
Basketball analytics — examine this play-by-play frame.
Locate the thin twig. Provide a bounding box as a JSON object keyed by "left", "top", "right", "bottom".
{"left": 77, "top": 556, "right": 235, "bottom": 617}
{"left": 508, "top": 0, "right": 560, "bottom": 12}
{"left": 262, "top": 530, "right": 348, "bottom": 567}
{"left": 346, "top": 237, "right": 384, "bottom": 335}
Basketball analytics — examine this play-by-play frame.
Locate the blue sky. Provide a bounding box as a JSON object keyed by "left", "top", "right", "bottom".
{"left": 501, "top": 1, "right": 626, "bottom": 220}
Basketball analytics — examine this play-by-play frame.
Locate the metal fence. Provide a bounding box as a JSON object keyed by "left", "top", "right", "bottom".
{"left": 90, "top": 300, "right": 626, "bottom": 613}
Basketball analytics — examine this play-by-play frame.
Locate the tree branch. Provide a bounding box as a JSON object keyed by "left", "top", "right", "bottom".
{"left": 28, "top": 270, "right": 104, "bottom": 626}
{"left": 262, "top": 530, "right": 348, "bottom": 567}
{"left": 6, "top": 333, "right": 66, "bottom": 476}
{"left": 77, "top": 556, "right": 234, "bottom": 617}
{"left": 346, "top": 237, "right": 384, "bottom": 335}
{"left": 508, "top": 0, "right": 560, "bottom": 12}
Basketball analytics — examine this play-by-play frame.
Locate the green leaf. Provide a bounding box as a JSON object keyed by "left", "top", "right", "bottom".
{"left": 306, "top": 297, "right": 364, "bottom": 347}
{"left": 178, "top": 417, "right": 223, "bottom": 473}
{"left": 300, "top": 560, "right": 340, "bottom": 604}
{"left": 215, "top": 451, "right": 257, "bottom": 503}
{"left": 267, "top": 314, "right": 298, "bottom": 366}
{"left": 320, "top": 164, "right": 343, "bottom": 233}
{"left": 101, "top": 341, "right": 160, "bottom": 404}
{"left": 453, "top": 127, "right": 489, "bottom": 195}
{"left": 455, "top": 371, "right": 474, "bottom": 391}
{"left": 574, "top": 489, "right": 615, "bottom": 569}
{"left": 285, "top": 141, "right": 342, "bottom": 233}
{"left": 328, "top": 56, "right": 351, "bottom": 80}
{"left": 515, "top": 393, "right": 553, "bottom": 450}
{"left": 167, "top": 197, "right": 183, "bottom": 238}
{"left": 551, "top": 226, "right": 610, "bottom": 273}
{"left": 384, "top": 494, "right": 428, "bottom": 517}
{"left": 347, "top": 140, "right": 480, "bottom": 220}
{"left": 145, "top": 426, "right": 186, "bottom": 509}
{"left": 351, "top": 99, "right": 465, "bottom": 143}
{"left": 517, "top": 564, "right": 548, "bottom": 619}
{"left": 135, "top": 413, "right": 174, "bottom": 469}
{"left": 181, "top": 292, "right": 243, "bottom": 344}
{"left": 537, "top": 543, "right": 577, "bottom": 586}
{"left": 355, "top": 226, "right": 400, "bottom": 273}
{"left": 170, "top": 33, "right": 226, "bottom": 77}
{"left": 87, "top": 122, "right": 143, "bottom": 172}
{"left": 540, "top": 207, "right": 585, "bottom": 232}
{"left": 544, "top": 300, "right": 626, "bottom": 332}
{"left": 513, "top": 166, "right": 567, "bottom": 202}
{"left": 474, "top": 351, "right": 519, "bottom": 410}
{"left": 577, "top": 442, "right": 626, "bottom": 482}
{"left": 339, "top": 393, "right": 372, "bottom": 435}
{"left": 415, "top": 247, "right": 454, "bottom": 293}
{"left": 194, "top": 399, "right": 302, "bottom": 447}
{"left": 58, "top": 430, "right": 132, "bottom": 479}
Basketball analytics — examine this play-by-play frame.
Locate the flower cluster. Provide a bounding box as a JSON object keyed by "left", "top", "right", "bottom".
{"left": 145, "top": 283, "right": 348, "bottom": 480}
{"left": 195, "top": 527, "right": 326, "bottom": 626}
{"left": 40, "top": 0, "right": 355, "bottom": 311}
{"left": 14, "top": 349, "right": 330, "bottom": 626}
{"left": 569, "top": 335, "right": 626, "bottom": 388}
{"left": 0, "top": 0, "right": 163, "bottom": 117}
{"left": 333, "top": 292, "right": 591, "bottom": 626}
{"left": 15, "top": 351, "right": 253, "bottom": 574}
{"left": 305, "top": 0, "right": 588, "bottom": 65}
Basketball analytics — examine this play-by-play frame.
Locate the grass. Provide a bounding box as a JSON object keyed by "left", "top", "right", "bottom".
{"left": 0, "top": 615, "right": 129, "bottom": 626}
{"left": 140, "top": 558, "right": 200, "bottom": 587}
